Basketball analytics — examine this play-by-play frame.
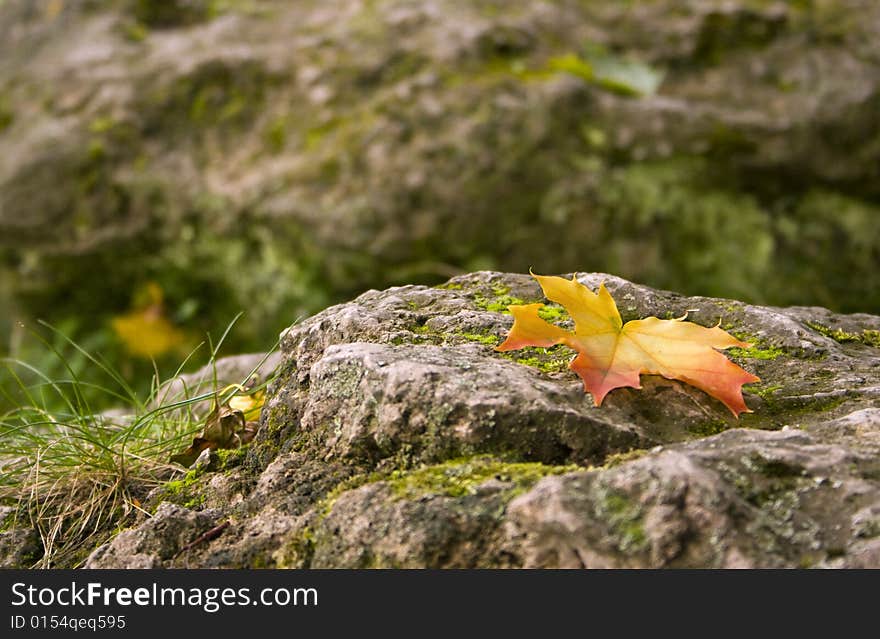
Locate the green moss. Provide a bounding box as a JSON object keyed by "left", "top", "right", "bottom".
{"left": 88, "top": 117, "right": 117, "bottom": 135}
{"left": 473, "top": 285, "right": 568, "bottom": 332}
{"left": 132, "top": 0, "right": 215, "bottom": 28}
{"left": 144, "top": 60, "right": 273, "bottom": 137}
{"left": 214, "top": 447, "right": 246, "bottom": 470}
{"left": 468, "top": 282, "right": 539, "bottom": 312}
{"left": 391, "top": 333, "right": 440, "bottom": 346}
{"left": 726, "top": 457, "right": 806, "bottom": 514}
{"left": 384, "top": 456, "right": 579, "bottom": 500}
{"left": 0, "top": 99, "right": 13, "bottom": 133}
{"left": 121, "top": 20, "right": 149, "bottom": 42}
{"left": 536, "top": 304, "right": 568, "bottom": 322}
{"left": 726, "top": 329, "right": 795, "bottom": 360}
{"left": 310, "top": 456, "right": 580, "bottom": 530}
{"left": 434, "top": 282, "right": 463, "bottom": 290}
{"left": 474, "top": 292, "right": 529, "bottom": 314}
{"left": 806, "top": 321, "right": 859, "bottom": 343}
{"left": 741, "top": 388, "right": 846, "bottom": 423}
{"left": 457, "top": 332, "right": 501, "bottom": 346}
{"left": 806, "top": 321, "right": 880, "bottom": 348}
{"left": 750, "top": 383, "right": 783, "bottom": 400}
{"left": 389, "top": 321, "right": 444, "bottom": 345}
{"left": 263, "top": 117, "right": 288, "bottom": 153}
{"left": 314, "top": 474, "right": 380, "bottom": 520}
{"left": 601, "top": 448, "right": 649, "bottom": 469}
{"left": 598, "top": 490, "right": 647, "bottom": 553}
{"left": 728, "top": 344, "right": 785, "bottom": 360}
{"left": 687, "top": 419, "right": 730, "bottom": 437}
{"left": 248, "top": 553, "right": 272, "bottom": 569}
{"left": 498, "top": 344, "right": 573, "bottom": 374}
{"left": 163, "top": 468, "right": 207, "bottom": 509}
{"left": 305, "top": 118, "right": 342, "bottom": 150}
{"left": 277, "top": 526, "right": 315, "bottom": 569}
{"left": 165, "top": 468, "right": 201, "bottom": 494}
{"left": 547, "top": 50, "right": 664, "bottom": 97}
{"left": 865, "top": 331, "right": 880, "bottom": 348}
{"left": 744, "top": 453, "right": 805, "bottom": 479}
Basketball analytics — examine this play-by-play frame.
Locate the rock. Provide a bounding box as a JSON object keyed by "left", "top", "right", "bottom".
{"left": 0, "top": 505, "right": 41, "bottom": 568}
{"left": 505, "top": 422, "right": 879, "bottom": 568}
{"left": 84, "top": 502, "right": 223, "bottom": 569}
{"left": 2, "top": 0, "right": 880, "bottom": 363}
{"left": 307, "top": 479, "right": 513, "bottom": 569}
{"left": 80, "top": 271, "right": 880, "bottom": 569}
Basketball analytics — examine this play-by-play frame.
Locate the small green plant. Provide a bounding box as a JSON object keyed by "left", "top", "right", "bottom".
{"left": 0, "top": 317, "right": 278, "bottom": 568}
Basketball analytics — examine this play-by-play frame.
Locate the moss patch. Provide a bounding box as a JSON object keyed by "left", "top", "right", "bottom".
{"left": 498, "top": 345, "right": 573, "bottom": 374}
{"left": 743, "top": 453, "right": 805, "bottom": 479}
{"left": 132, "top": 0, "right": 216, "bottom": 28}
{"left": 601, "top": 448, "right": 649, "bottom": 469}
{"left": 143, "top": 59, "right": 276, "bottom": 138}
{"left": 313, "top": 456, "right": 579, "bottom": 520}
{"left": 263, "top": 116, "right": 288, "bottom": 153}
{"left": 163, "top": 469, "right": 207, "bottom": 509}
{"left": 384, "top": 456, "right": 580, "bottom": 500}
{"left": 474, "top": 292, "right": 529, "bottom": 314}
{"left": 536, "top": 304, "right": 568, "bottom": 322}
{"left": 750, "top": 383, "right": 783, "bottom": 401}
{"left": 456, "top": 332, "right": 502, "bottom": 346}
{"left": 472, "top": 283, "right": 568, "bottom": 323}
{"left": 214, "top": 447, "right": 246, "bottom": 470}
{"left": 0, "top": 99, "right": 14, "bottom": 133}
{"left": 740, "top": 389, "right": 847, "bottom": 423}
{"left": 806, "top": 322, "right": 880, "bottom": 348}
{"left": 277, "top": 526, "right": 316, "bottom": 569}
{"left": 597, "top": 489, "right": 647, "bottom": 553}
{"left": 687, "top": 419, "right": 730, "bottom": 437}
{"left": 728, "top": 344, "right": 785, "bottom": 360}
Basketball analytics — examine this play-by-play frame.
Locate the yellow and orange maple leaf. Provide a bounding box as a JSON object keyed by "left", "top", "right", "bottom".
{"left": 496, "top": 273, "right": 760, "bottom": 417}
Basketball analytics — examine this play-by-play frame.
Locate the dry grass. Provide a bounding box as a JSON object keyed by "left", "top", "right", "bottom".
{"left": 0, "top": 320, "right": 277, "bottom": 567}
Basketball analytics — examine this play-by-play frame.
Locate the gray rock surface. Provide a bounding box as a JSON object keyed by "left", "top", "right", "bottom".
{"left": 85, "top": 503, "right": 223, "bottom": 569}
{"left": 80, "top": 271, "right": 880, "bottom": 569}
{"left": 0, "top": 506, "right": 41, "bottom": 569}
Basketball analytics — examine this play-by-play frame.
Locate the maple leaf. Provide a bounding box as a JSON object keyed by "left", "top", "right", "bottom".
{"left": 496, "top": 273, "right": 760, "bottom": 417}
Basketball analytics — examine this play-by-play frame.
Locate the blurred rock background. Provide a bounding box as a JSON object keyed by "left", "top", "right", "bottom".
{"left": 1, "top": 0, "right": 879, "bottom": 404}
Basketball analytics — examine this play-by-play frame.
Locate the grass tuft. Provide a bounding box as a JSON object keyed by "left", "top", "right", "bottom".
{"left": 0, "top": 319, "right": 279, "bottom": 568}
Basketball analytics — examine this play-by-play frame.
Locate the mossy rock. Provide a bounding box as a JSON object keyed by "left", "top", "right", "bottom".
{"left": 68, "top": 271, "right": 880, "bottom": 569}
